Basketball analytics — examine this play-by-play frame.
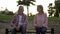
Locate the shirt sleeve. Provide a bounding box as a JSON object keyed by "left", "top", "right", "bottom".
{"left": 24, "top": 15, "right": 28, "bottom": 25}
{"left": 10, "top": 14, "right": 17, "bottom": 26}
{"left": 43, "top": 14, "right": 48, "bottom": 28}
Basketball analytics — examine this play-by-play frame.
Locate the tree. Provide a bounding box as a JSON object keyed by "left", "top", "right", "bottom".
{"left": 17, "top": 0, "right": 35, "bottom": 16}
{"left": 54, "top": 0, "right": 60, "bottom": 17}
{"left": 7, "top": 11, "right": 14, "bottom": 15}
{"left": 29, "top": 13, "right": 33, "bottom": 16}
{"left": 48, "top": 2, "right": 60, "bottom": 17}
{"left": 0, "top": 11, "right": 5, "bottom": 14}
{"left": 0, "top": 8, "right": 14, "bottom": 15}
{"left": 48, "top": 3, "right": 55, "bottom": 17}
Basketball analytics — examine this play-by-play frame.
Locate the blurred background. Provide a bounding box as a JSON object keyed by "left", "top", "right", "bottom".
{"left": 0, "top": 0, "right": 60, "bottom": 34}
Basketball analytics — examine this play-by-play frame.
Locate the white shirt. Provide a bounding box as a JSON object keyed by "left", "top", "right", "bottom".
{"left": 18, "top": 15, "right": 23, "bottom": 26}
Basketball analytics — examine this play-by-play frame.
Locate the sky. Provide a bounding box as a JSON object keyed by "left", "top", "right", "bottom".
{"left": 0, "top": 0, "right": 55, "bottom": 15}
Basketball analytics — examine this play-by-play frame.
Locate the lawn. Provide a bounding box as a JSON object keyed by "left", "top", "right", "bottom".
{"left": 0, "top": 14, "right": 13, "bottom": 23}
{"left": 0, "top": 14, "right": 60, "bottom": 22}
{"left": 0, "top": 14, "right": 13, "bottom": 20}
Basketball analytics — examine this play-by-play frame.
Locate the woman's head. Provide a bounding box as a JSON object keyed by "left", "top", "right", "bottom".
{"left": 18, "top": 6, "right": 24, "bottom": 15}
{"left": 37, "top": 5, "right": 44, "bottom": 14}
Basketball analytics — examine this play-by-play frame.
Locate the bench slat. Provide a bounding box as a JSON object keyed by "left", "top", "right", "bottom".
{"left": 26, "top": 30, "right": 51, "bottom": 33}
{"left": 5, "top": 28, "right": 54, "bottom": 34}
{"left": 7, "top": 29, "right": 51, "bottom": 33}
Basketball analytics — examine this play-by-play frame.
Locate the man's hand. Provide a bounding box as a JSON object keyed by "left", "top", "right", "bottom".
{"left": 15, "top": 26, "right": 20, "bottom": 31}
{"left": 13, "top": 24, "right": 20, "bottom": 31}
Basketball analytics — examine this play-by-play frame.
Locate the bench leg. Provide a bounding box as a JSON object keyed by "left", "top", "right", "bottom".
{"left": 51, "top": 28, "right": 54, "bottom": 34}
{"left": 5, "top": 28, "right": 9, "bottom": 34}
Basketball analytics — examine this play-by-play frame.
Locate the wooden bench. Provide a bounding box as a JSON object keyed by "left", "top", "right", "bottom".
{"left": 5, "top": 28, "right": 54, "bottom": 34}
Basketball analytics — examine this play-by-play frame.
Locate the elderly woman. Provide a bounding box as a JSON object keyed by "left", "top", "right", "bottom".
{"left": 33, "top": 5, "right": 48, "bottom": 34}
{"left": 11, "top": 6, "right": 28, "bottom": 34}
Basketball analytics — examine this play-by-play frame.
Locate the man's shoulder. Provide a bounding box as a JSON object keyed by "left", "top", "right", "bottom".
{"left": 23, "top": 14, "right": 26, "bottom": 15}
{"left": 23, "top": 14, "right": 28, "bottom": 17}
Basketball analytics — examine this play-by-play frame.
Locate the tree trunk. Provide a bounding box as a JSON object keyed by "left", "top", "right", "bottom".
{"left": 27, "top": 6, "right": 29, "bottom": 16}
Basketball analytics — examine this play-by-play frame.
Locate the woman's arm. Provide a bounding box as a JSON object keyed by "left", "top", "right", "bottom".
{"left": 43, "top": 14, "right": 48, "bottom": 28}
{"left": 33, "top": 15, "right": 37, "bottom": 27}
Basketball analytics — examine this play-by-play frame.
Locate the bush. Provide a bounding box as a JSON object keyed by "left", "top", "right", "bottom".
{"left": 7, "top": 12, "right": 14, "bottom": 15}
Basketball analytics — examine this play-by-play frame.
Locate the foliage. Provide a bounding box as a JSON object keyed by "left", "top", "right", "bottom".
{"left": 6, "top": 11, "right": 14, "bottom": 15}
{"left": 48, "top": 3, "right": 55, "bottom": 17}
{"left": 17, "top": 0, "right": 35, "bottom": 6}
{"left": 0, "top": 9, "right": 14, "bottom": 15}
{"left": 17, "top": 0, "right": 35, "bottom": 16}
{"left": 54, "top": 0, "right": 60, "bottom": 17}
{"left": 48, "top": 1, "right": 60, "bottom": 17}
{"left": 0, "top": 11, "right": 6, "bottom": 14}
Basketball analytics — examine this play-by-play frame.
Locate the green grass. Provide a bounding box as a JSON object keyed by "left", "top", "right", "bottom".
{"left": 28, "top": 16, "right": 34, "bottom": 22}
{"left": 0, "top": 14, "right": 60, "bottom": 22}
{"left": 0, "top": 14, "right": 13, "bottom": 21}
{"left": 48, "top": 17, "right": 60, "bottom": 21}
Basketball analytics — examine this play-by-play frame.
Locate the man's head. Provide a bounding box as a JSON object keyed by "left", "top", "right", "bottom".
{"left": 18, "top": 6, "right": 24, "bottom": 15}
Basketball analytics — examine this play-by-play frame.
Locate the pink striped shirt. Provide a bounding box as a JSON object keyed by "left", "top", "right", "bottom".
{"left": 34, "top": 13, "right": 48, "bottom": 28}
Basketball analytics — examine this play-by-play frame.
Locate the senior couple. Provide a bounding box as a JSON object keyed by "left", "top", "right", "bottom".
{"left": 11, "top": 5, "right": 48, "bottom": 34}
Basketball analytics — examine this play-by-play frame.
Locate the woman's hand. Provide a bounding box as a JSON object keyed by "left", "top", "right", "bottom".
{"left": 34, "top": 24, "right": 37, "bottom": 27}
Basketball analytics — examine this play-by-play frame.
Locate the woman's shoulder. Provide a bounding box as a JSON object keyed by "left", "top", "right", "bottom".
{"left": 44, "top": 13, "right": 47, "bottom": 16}
{"left": 43, "top": 13, "right": 48, "bottom": 17}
